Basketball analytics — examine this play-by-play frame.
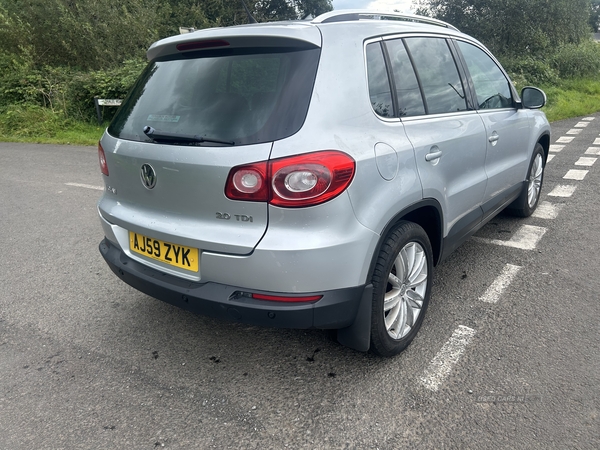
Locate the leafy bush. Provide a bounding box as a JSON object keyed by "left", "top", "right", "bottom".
{"left": 0, "top": 52, "right": 39, "bottom": 106}
{"left": 502, "top": 41, "right": 600, "bottom": 87}
{"left": 552, "top": 41, "right": 600, "bottom": 78}
{"left": 0, "top": 53, "right": 146, "bottom": 122}
{"left": 500, "top": 56, "right": 559, "bottom": 87}
{"left": 66, "top": 59, "right": 147, "bottom": 121}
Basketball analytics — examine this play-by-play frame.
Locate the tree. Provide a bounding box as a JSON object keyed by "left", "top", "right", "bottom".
{"left": 415, "top": 0, "right": 593, "bottom": 56}
{"left": 192, "top": 1, "right": 333, "bottom": 26}
{"left": 254, "top": 0, "right": 332, "bottom": 20}
{"left": 0, "top": 0, "right": 167, "bottom": 70}
{"left": 590, "top": 0, "right": 600, "bottom": 32}
{"left": 0, "top": 0, "right": 333, "bottom": 70}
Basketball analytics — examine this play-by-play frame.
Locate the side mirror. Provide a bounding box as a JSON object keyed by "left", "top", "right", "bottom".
{"left": 521, "top": 87, "right": 546, "bottom": 109}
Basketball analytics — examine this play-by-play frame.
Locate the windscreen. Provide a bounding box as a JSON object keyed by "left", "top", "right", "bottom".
{"left": 108, "top": 47, "right": 320, "bottom": 146}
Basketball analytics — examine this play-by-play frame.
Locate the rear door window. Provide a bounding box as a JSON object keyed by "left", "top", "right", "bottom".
{"left": 384, "top": 39, "right": 425, "bottom": 117}
{"left": 404, "top": 37, "right": 468, "bottom": 115}
{"left": 109, "top": 48, "right": 320, "bottom": 146}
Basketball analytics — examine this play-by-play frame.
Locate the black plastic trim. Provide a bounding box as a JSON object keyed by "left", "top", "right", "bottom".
{"left": 99, "top": 239, "right": 365, "bottom": 331}
{"left": 440, "top": 183, "right": 522, "bottom": 261}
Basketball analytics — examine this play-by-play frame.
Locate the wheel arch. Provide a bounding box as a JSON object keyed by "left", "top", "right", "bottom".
{"left": 366, "top": 199, "right": 444, "bottom": 283}
{"left": 537, "top": 132, "right": 550, "bottom": 162}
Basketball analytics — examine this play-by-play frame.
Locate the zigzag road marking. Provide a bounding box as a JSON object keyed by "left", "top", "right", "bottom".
{"left": 473, "top": 225, "right": 546, "bottom": 250}
{"left": 479, "top": 264, "right": 522, "bottom": 304}
{"left": 532, "top": 201, "right": 563, "bottom": 219}
{"left": 575, "top": 157, "right": 597, "bottom": 167}
{"left": 548, "top": 184, "right": 577, "bottom": 197}
{"left": 557, "top": 136, "right": 575, "bottom": 143}
{"left": 65, "top": 182, "right": 104, "bottom": 191}
{"left": 420, "top": 326, "right": 477, "bottom": 392}
{"left": 564, "top": 169, "right": 588, "bottom": 180}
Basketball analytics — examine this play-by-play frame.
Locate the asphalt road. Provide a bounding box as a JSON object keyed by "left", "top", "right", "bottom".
{"left": 1, "top": 115, "right": 599, "bottom": 449}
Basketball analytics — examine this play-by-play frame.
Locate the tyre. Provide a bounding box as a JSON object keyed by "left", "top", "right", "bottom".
{"left": 370, "top": 221, "right": 433, "bottom": 357}
{"left": 508, "top": 143, "right": 545, "bottom": 217}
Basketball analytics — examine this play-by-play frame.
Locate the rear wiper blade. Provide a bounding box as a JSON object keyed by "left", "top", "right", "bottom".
{"left": 143, "top": 126, "right": 235, "bottom": 145}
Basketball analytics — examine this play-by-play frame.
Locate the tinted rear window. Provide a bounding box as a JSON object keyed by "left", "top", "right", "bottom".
{"left": 404, "top": 37, "right": 467, "bottom": 115}
{"left": 108, "top": 48, "right": 320, "bottom": 146}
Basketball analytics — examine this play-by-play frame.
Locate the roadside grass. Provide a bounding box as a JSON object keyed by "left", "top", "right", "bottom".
{"left": 0, "top": 105, "right": 104, "bottom": 146}
{"left": 540, "top": 78, "right": 600, "bottom": 122}
{"left": 2, "top": 76, "right": 600, "bottom": 145}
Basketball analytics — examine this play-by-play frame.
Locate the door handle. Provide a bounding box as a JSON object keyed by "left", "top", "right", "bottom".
{"left": 488, "top": 133, "right": 499, "bottom": 144}
{"left": 425, "top": 150, "right": 443, "bottom": 161}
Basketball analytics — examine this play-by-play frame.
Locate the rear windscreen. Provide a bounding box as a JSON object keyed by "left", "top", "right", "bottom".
{"left": 108, "top": 47, "right": 320, "bottom": 146}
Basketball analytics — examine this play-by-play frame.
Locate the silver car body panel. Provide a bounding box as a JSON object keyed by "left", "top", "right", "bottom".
{"left": 478, "top": 108, "right": 532, "bottom": 201}
{"left": 403, "top": 111, "right": 488, "bottom": 236}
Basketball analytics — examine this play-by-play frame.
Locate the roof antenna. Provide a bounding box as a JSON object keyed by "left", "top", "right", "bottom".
{"left": 240, "top": 0, "right": 258, "bottom": 24}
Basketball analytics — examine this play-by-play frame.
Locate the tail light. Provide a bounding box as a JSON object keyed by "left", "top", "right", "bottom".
{"left": 98, "top": 142, "right": 109, "bottom": 176}
{"left": 225, "top": 151, "right": 355, "bottom": 207}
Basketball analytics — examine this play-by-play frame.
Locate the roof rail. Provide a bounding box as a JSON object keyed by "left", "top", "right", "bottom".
{"left": 312, "top": 10, "right": 459, "bottom": 32}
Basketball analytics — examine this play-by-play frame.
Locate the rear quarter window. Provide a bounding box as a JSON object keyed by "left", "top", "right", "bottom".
{"left": 366, "top": 42, "right": 394, "bottom": 118}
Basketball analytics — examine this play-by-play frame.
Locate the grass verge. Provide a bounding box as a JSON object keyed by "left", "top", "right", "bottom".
{"left": 540, "top": 78, "right": 600, "bottom": 122}
{"left": 0, "top": 105, "right": 104, "bottom": 146}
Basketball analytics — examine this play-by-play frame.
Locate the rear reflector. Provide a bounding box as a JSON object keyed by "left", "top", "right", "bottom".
{"left": 176, "top": 40, "right": 230, "bottom": 51}
{"left": 252, "top": 293, "right": 323, "bottom": 303}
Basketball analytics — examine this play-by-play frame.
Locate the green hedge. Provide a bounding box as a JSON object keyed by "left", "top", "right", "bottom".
{"left": 502, "top": 40, "right": 600, "bottom": 87}
{"left": 0, "top": 53, "right": 146, "bottom": 123}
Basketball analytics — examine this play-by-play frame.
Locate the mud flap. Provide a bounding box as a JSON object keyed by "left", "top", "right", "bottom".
{"left": 336, "top": 284, "right": 373, "bottom": 352}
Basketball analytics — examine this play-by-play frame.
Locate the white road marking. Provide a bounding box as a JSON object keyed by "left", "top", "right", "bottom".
{"left": 566, "top": 128, "right": 582, "bottom": 135}
{"left": 574, "top": 122, "right": 589, "bottom": 127}
{"left": 65, "top": 182, "right": 104, "bottom": 191}
{"left": 557, "top": 136, "right": 575, "bottom": 143}
{"left": 575, "top": 157, "right": 597, "bottom": 166}
{"left": 420, "top": 325, "right": 476, "bottom": 392}
{"left": 473, "top": 225, "right": 546, "bottom": 250}
{"left": 479, "top": 264, "right": 522, "bottom": 304}
{"left": 547, "top": 154, "right": 555, "bottom": 162}
{"left": 532, "top": 201, "right": 563, "bottom": 219}
{"left": 563, "top": 169, "right": 588, "bottom": 180}
{"left": 594, "top": 138, "right": 600, "bottom": 145}
{"left": 548, "top": 185, "right": 577, "bottom": 197}
{"left": 549, "top": 145, "right": 564, "bottom": 152}
{"left": 582, "top": 117, "right": 596, "bottom": 121}
{"left": 585, "top": 147, "right": 600, "bottom": 155}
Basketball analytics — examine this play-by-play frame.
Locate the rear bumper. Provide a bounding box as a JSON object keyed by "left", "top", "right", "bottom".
{"left": 99, "top": 238, "right": 366, "bottom": 330}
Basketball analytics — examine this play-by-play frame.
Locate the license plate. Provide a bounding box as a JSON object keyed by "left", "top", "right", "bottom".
{"left": 129, "top": 231, "right": 199, "bottom": 272}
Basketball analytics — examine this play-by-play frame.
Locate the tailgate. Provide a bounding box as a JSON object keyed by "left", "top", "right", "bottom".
{"left": 98, "top": 133, "right": 271, "bottom": 255}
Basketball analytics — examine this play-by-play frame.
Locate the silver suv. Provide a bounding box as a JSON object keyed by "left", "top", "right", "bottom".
{"left": 97, "top": 10, "right": 550, "bottom": 356}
